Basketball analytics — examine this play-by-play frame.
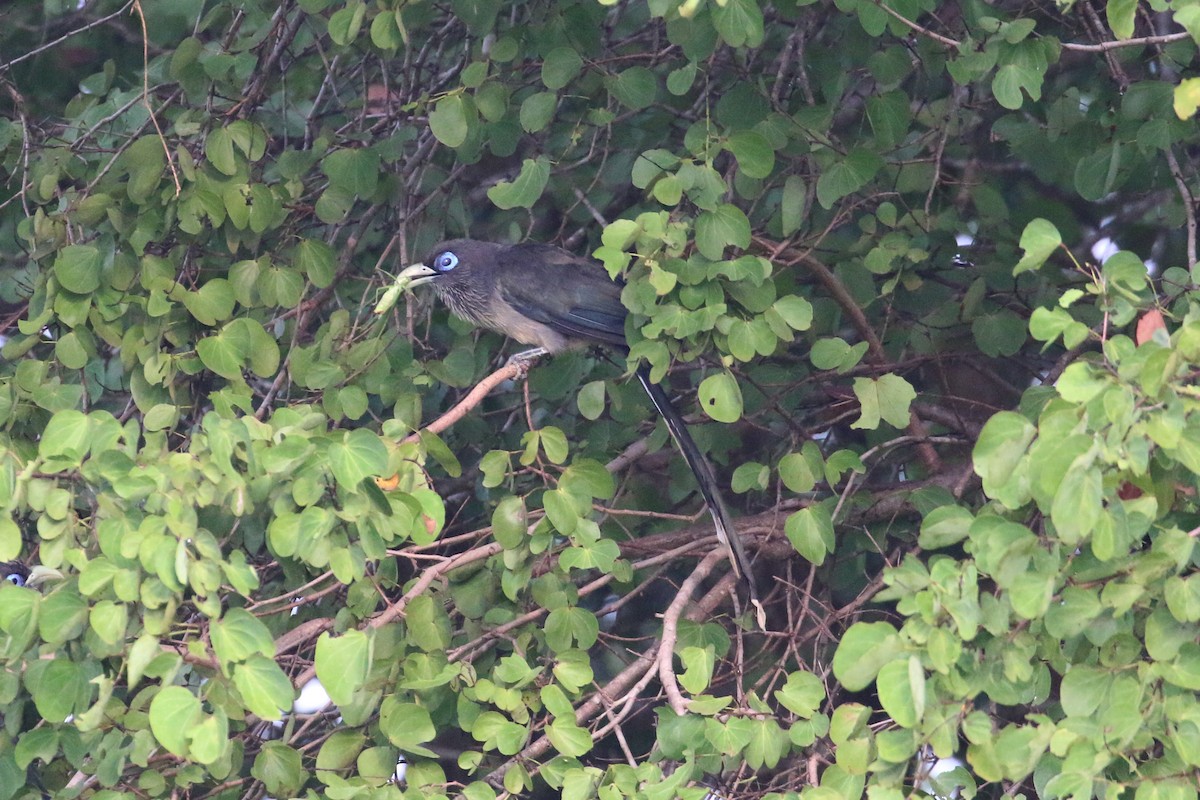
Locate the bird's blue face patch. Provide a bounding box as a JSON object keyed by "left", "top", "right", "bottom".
{"left": 434, "top": 251, "right": 459, "bottom": 272}
{"left": 5, "top": 573, "right": 24, "bottom": 587}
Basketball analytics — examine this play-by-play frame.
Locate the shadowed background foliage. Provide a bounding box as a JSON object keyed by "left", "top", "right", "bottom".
{"left": 2, "top": 0, "right": 1200, "bottom": 798}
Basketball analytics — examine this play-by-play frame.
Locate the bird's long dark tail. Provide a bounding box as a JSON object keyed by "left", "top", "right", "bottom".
{"left": 635, "top": 365, "right": 765, "bottom": 628}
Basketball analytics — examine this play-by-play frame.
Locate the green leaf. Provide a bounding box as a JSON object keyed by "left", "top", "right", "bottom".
{"left": 429, "top": 94, "right": 471, "bottom": 147}
{"left": 54, "top": 331, "right": 88, "bottom": 369}
{"left": 315, "top": 630, "right": 372, "bottom": 706}
{"left": 972, "top": 311, "right": 1027, "bottom": 357}
{"left": 775, "top": 670, "right": 825, "bottom": 718}
{"left": 315, "top": 185, "right": 354, "bottom": 223}
{"left": 15, "top": 728, "right": 59, "bottom": 771}
{"left": 327, "top": 0, "right": 366, "bottom": 45}
{"left": 53, "top": 245, "right": 102, "bottom": 294}
{"left": 451, "top": 0, "right": 501, "bottom": 34}
{"left": 744, "top": 718, "right": 788, "bottom": 769}
{"left": 539, "top": 426, "right": 570, "bottom": 464}
{"left": 233, "top": 655, "right": 295, "bottom": 720}
{"left": 322, "top": 148, "right": 381, "bottom": 198}
{"left": 381, "top": 698, "right": 438, "bottom": 755}
{"left": 205, "top": 127, "right": 238, "bottom": 175}
{"left": 328, "top": 428, "right": 389, "bottom": 489}
{"left": 182, "top": 279, "right": 236, "bottom": 325}
{"left": 149, "top": 686, "right": 201, "bottom": 756}
{"left": 87, "top": 599, "right": 129, "bottom": 642}
{"left": 122, "top": 135, "right": 166, "bottom": 203}
{"left": 732, "top": 461, "right": 768, "bottom": 492}
{"left": 876, "top": 658, "right": 922, "bottom": 728}
{"left": 1074, "top": 143, "right": 1122, "bottom": 202}
{"left": 1107, "top": 0, "right": 1137, "bottom": 39}
{"left": 545, "top": 606, "right": 600, "bottom": 652}
{"left": 773, "top": 295, "right": 812, "bottom": 331}
{"left": 560, "top": 458, "right": 615, "bottom": 500}
{"left": 712, "top": 0, "right": 765, "bottom": 47}
{"left": 317, "top": 730, "right": 366, "bottom": 773}
{"left": 778, "top": 452, "right": 817, "bottom": 493}
{"left": 726, "top": 130, "right": 775, "bottom": 179}
{"left": 831, "top": 622, "right": 900, "bottom": 691}
{"left": 543, "top": 488, "right": 579, "bottom": 535}
{"left": 785, "top": 503, "right": 834, "bottom": 565}
{"left": 816, "top": 149, "right": 883, "bottom": 209}
{"left": 546, "top": 719, "right": 593, "bottom": 757}
{"left": 1174, "top": 78, "right": 1200, "bottom": 119}
{"left": 866, "top": 91, "right": 911, "bottom": 149}
{"left": 520, "top": 91, "right": 557, "bottom": 133}
{"left": 252, "top": 741, "right": 305, "bottom": 798}
{"left": 678, "top": 645, "right": 715, "bottom": 694}
{"left": 295, "top": 239, "right": 336, "bottom": 288}
{"left": 492, "top": 495, "right": 527, "bottom": 548}
{"left": 698, "top": 370, "right": 743, "bottom": 423}
{"left": 480, "top": 449, "right": 511, "bottom": 489}
{"left": 39, "top": 409, "right": 90, "bottom": 462}
{"left": 667, "top": 62, "right": 697, "bottom": 95}
{"left": 695, "top": 204, "right": 751, "bottom": 260}
{"left": 577, "top": 380, "right": 605, "bottom": 420}
{"left": 1013, "top": 218, "right": 1061, "bottom": 274}
{"left": 607, "top": 65, "right": 657, "bottom": 110}
{"left": 406, "top": 594, "right": 451, "bottom": 652}
{"left": 420, "top": 428, "right": 463, "bottom": 477}
{"left": 780, "top": 175, "right": 806, "bottom": 236}
{"left": 30, "top": 659, "right": 86, "bottom": 723}
{"left": 851, "top": 374, "right": 916, "bottom": 430}
{"left": 919, "top": 505, "right": 973, "bottom": 549}
{"left": 370, "top": 9, "right": 403, "bottom": 50}
{"left": 973, "top": 411, "right": 1036, "bottom": 498}
{"left": 210, "top": 607, "right": 276, "bottom": 665}
{"left": 197, "top": 333, "right": 244, "bottom": 380}
{"left": 1050, "top": 458, "right": 1102, "bottom": 545}
{"left": 471, "top": 712, "right": 529, "bottom": 755}
{"left": 542, "top": 47, "right": 582, "bottom": 89}
{"left": 811, "top": 337, "right": 868, "bottom": 372}
{"left": 487, "top": 157, "right": 550, "bottom": 209}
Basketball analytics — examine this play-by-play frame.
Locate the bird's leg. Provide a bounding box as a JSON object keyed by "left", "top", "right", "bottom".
{"left": 505, "top": 347, "right": 550, "bottom": 377}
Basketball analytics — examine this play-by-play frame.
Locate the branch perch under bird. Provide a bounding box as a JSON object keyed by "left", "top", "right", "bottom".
{"left": 391, "top": 238, "right": 766, "bottom": 629}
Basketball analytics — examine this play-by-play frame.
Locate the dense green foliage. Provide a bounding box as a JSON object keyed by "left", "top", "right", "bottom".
{"left": 3, "top": 0, "right": 1200, "bottom": 798}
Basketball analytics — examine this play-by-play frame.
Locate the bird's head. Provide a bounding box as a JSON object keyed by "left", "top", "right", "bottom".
{"left": 0, "top": 561, "right": 63, "bottom": 589}
{"left": 397, "top": 239, "right": 501, "bottom": 289}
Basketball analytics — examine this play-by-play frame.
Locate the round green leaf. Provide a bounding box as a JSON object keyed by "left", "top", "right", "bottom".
{"left": 607, "top": 66, "right": 657, "bottom": 110}
{"left": 831, "top": 622, "right": 900, "bottom": 691}
{"left": 519, "top": 91, "right": 557, "bottom": 133}
{"left": 698, "top": 370, "right": 743, "bottom": 423}
{"left": 542, "top": 47, "right": 582, "bottom": 90}
{"left": 149, "top": 686, "right": 202, "bottom": 756}
{"left": 53, "top": 245, "right": 102, "bottom": 294}
{"left": 429, "top": 94, "right": 471, "bottom": 147}
{"left": 726, "top": 130, "right": 775, "bottom": 179}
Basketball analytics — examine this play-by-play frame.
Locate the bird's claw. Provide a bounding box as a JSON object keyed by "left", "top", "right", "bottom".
{"left": 505, "top": 347, "right": 549, "bottom": 377}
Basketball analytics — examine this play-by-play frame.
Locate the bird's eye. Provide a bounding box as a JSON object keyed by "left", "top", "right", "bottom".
{"left": 5, "top": 573, "right": 24, "bottom": 587}
{"left": 435, "top": 252, "right": 459, "bottom": 271}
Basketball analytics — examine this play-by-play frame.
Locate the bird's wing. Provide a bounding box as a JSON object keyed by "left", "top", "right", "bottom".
{"left": 496, "top": 245, "right": 628, "bottom": 349}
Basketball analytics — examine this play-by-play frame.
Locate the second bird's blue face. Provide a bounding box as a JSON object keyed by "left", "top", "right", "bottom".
{"left": 434, "top": 251, "right": 459, "bottom": 272}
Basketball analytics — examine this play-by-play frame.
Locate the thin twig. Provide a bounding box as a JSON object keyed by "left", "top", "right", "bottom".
{"left": 131, "top": 0, "right": 181, "bottom": 195}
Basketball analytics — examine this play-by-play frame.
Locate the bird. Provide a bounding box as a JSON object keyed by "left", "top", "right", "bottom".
{"left": 396, "top": 239, "right": 764, "bottom": 626}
